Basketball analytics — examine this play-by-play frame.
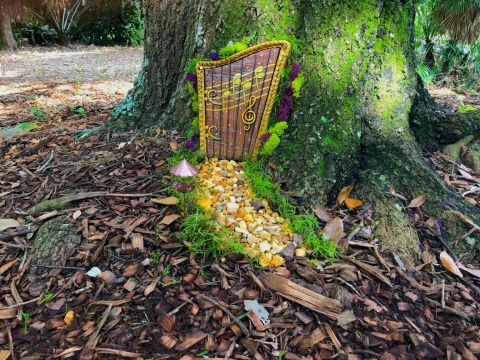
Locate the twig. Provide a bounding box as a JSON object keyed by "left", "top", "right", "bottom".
{"left": 36, "top": 150, "right": 55, "bottom": 174}
{"left": 5, "top": 296, "right": 40, "bottom": 308}
{"left": 441, "top": 280, "right": 445, "bottom": 309}
{"left": 424, "top": 297, "right": 471, "bottom": 321}
{"left": 197, "top": 294, "right": 250, "bottom": 336}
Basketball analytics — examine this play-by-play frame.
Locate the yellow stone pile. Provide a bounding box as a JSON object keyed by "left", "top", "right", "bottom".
{"left": 196, "top": 158, "right": 306, "bottom": 267}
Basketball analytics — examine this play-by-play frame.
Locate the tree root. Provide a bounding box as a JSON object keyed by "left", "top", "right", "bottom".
{"left": 357, "top": 128, "right": 480, "bottom": 263}
{"left": 410, "top": 79, "right": 480, "bottom": 150}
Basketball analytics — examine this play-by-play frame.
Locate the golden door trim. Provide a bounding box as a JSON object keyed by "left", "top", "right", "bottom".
{"left": 196, "top": 40, "right": 291, "bottom": 160}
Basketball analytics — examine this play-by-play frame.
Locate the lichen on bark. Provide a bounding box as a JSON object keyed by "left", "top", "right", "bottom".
{"left": 31, "top": 216, "right": 82, "bottom": 266}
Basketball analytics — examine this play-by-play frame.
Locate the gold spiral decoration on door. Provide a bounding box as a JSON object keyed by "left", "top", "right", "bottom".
{"left": 242, "top": 95, "right": 257, "bottom": 131}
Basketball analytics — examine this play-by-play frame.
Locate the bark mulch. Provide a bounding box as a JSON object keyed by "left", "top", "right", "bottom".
{"left": 0, "top": 79, "right": 480, "bottom": 359}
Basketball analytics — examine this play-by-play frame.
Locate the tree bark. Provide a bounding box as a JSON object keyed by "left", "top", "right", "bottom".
{"left": 0, "top": 6, "right": 18, "bottom": 51}
{"left": 110, "top": 0, "right": 480, "bottom": 262}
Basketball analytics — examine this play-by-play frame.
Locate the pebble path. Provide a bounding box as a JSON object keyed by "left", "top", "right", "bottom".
{"left": 197, "top": 158, "right": 307, "bottom": 267}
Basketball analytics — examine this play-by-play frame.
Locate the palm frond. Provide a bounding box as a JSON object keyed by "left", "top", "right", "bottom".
{"left": 433, "top": 0, "right": 480, "bottom": 43}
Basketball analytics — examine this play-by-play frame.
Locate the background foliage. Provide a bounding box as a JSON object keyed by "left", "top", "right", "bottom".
{"left": 415, "top": 0, "right": 480, "bottom": 91}
{"left": 14, "top": 0, "right": 144, "bottom": 47}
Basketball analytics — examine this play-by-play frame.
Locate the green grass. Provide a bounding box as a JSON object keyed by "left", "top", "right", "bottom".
{"left": 244, "top": 160, "right": 337, "bottom": 259}
{"left": 180, "top": 210, "right": 247, "bottom": 259}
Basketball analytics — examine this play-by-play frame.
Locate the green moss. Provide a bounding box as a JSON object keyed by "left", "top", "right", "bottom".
{"left": 290, "top": 215, "right": 337, "bottom": 259}
{"left": 185, "top": 56, "right": 207, "bottom": 73}
{"left": 219, "top": 42, "right": 249, "bottom": 57}
{"left": 270, "top": 121, "right": 288, "bottom": 136}
{"left": 187, "top": 83, "right": 199, "bottom": 114}
{"left": 259, "top": 133, "right": 281, "bottom": 156}
{"left": 180, "top": 210, "right": 247, "bottom": 259}
{"left": 292, "top": 72, "right": 304, "bottom": 98}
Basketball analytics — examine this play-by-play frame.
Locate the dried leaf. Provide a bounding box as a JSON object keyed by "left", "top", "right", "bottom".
{"left": 439, "top": 251, "right": 463, "bottom": 278}
{"left": 323, "top": 217, "right": 344, "bottom": 243}
{"left": 407, "top": 195, "right": 426, "bottom": 208}
{"left": 457, "top": 263, "right": 480, "bottom": 279}
{"left": 345, "top": 198, "right": 364, "bottom": 210}
{"left": 0, "top": 350, "right": 11, "bottom": 360}
{"left": 98, "top": 271, "right": 117, "bottom": 284}
{"left": 152, "top": 196, "right": 178, "bottom": 205}
{"left": 144, "top": 280, "right": 159, "bottom": 296}
{"left": 169, "top": 141, "right": 178, "bottom": 150}
{"left": 0, "top": 218, "right": 20, "bottom": 231}
{"left": 337, "top": 183, "right": 354, "bottom": 205}
{"left": 0, "top": 258, "right": 18, "bottom": 275}
{"left": 160, "top": 214, "right": 181, "bottom": 225}
{"left": 64, "top": 310, "right": 75, "bottom": 325}
{"left": 314, "top": 206, "right": 331, "bottom": 222}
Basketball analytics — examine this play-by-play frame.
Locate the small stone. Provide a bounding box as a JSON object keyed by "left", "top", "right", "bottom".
{"left": 226, "top": 202, "right": 239, "bottom": 214}
{"left": 295, "top": 248, "right": 306, "bottom": 257}
{"left": 270, "top": 255, "right": 285, "bottom": 267}
{"left": 259, "top": 253, "right": 273, "bottom": 267}
{"left": 235, "top": 227, "right": 249, "bottom": 235}
{"left": 239, "top": 221, "right": 247, "bottom": 230}
{"left": 259, "top": 231, "right": 272, "bottom": 241}
{"left": 276, "top": 217, "right": 285, "bottom": 224}
{"left": 259, "top": 241, "right": 272, "bottom": 253}
{"left": 215, "top": 185, "right": 225, "bottom": 193}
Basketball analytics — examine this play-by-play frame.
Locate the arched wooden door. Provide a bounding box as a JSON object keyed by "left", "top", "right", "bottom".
{"left": 196, "top": 41, "right": 290, "bottom": 161}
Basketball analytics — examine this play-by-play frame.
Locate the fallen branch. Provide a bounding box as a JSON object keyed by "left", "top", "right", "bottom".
{"left": 28, "top": 190, "right": 168, "bottom": 215}
{"left": 259, "top": 273, "right": 342, "bottom": 321}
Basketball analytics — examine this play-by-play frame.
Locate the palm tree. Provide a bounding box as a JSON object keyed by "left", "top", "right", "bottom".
{"left": 433, "top": 0, "right": 480, "bottom": 44}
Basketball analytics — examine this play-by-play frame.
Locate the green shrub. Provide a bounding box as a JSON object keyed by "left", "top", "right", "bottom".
{"left": 219, "top": 42, "right": 248, "bottom": 57}
{"left": 259, "top": 133, "right": 281, "bottom": 156}
{"left": 71, "top": 0, "right": 144, "bottom": 46}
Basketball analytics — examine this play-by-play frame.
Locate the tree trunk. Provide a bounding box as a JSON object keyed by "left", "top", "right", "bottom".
{"left": 0, "top": 6, "right": 18, "bottom": 51}
{"left": 110, "top": 0, "right": 480, "bottom": 262}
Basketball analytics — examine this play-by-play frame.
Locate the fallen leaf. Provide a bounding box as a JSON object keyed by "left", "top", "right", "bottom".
{"left": 64, "top": 310, "right": 75, "bottom": 325}
{"left": 439, "top": 251, "right": 463, "bottom": 278}
{"left": 314, "top": 206, "right": 331, "bottom": 222}
{"left": 407, "top": 195, "right": 426, "bottom": 208}
{"left": 0, "top": 218, "right": 20, "bottom": 231}
{"left": 337, "top": 183, "right": 354, "bottom": 205}
{"left": 161, "top": 214, "right": 181, "bottom": 225}
{"left": 345, "top": 198, "right": 363, "bottom": 210}
{"left": 0, "top": 258, "right": 18, "bottom": 275}
{"left": 323, "top": 217, "right": 344, "bottom": 243}
{"left": 170, "top": 141, "right": 178, "bottom": 150}
{"left": 152, "top": 196, "right": 179, "bottom": 205}
{"left": 0, "top": 350, "right": 11, "bottom": 360}
{"left": 144, "top": 279, "right": 159, "bottom": 296}
{"left": 98, "top": 271, "right": 117, "bottom": 284}
{"left": 457, "top": 263, "right": 480, "bottom": 279}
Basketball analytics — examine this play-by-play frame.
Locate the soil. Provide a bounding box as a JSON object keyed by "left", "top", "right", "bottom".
{"left": 0, "top": 46, "right": 479, "bottom": 360}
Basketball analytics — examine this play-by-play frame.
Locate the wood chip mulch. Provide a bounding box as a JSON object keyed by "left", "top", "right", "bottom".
{"left": 0, "top": 82, "right": 479, "bottom": 360}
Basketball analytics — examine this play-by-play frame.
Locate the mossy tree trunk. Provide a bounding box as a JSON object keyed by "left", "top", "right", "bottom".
{"left": 111, "top": 0, "right": 480, "bottom": 262}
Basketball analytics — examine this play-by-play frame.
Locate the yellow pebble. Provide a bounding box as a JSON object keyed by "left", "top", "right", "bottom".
{"left": 259, "top": 253, "right": 273, "bottom": 267}
{"left": 295, "top": 248, "right": 306, "bottom": 257}
{"left": 270, "top": 255, "right": 285, "bottom": 267}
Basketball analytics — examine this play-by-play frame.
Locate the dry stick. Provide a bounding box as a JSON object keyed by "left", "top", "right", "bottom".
{"left": 424, "top": 297, "right": 471, "bottom": 321}
{"left": 27, "top": 190, "right": 169, "bottom": 215}
{"left": 197, "top": 294, "right": 250, "bottom": 337}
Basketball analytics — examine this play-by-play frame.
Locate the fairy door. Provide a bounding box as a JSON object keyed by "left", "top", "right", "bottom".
{"left": 196, "top": 41, "right": 290, "bottom": 161}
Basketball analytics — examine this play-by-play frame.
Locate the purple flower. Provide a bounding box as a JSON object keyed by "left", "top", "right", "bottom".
{"left": 204, "top": 52, "right": 221, "bottom": 60}
{"left": 289, "top": 64, "right": 302, "bottom": 81}
{"left": 260, "top": 132, "right": 272, "bottom": 143}
{"left": 185, "top": 134, "right": 199, "bottom": 151}
{"left": 276, "top": 86, "right": 294, "bottom": 121}
{"left": 439, "top": 200, "right": 448, "bottom": 209}
{"left": 186, "top": 72, "right": 198, "bottom": 90}
{"left": 435, "top": 219, "right": 444, "bottom": 231}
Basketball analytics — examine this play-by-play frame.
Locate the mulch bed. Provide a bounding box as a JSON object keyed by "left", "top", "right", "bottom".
{"left": 0, "top": 83, "right": 480, "bottom": 360}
